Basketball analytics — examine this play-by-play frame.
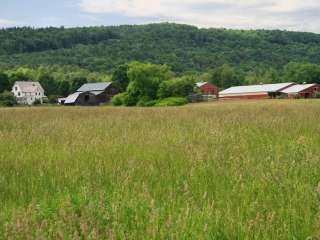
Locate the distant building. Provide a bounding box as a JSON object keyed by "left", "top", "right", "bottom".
{"left": 64, "top": 82, "right": 118, "bottom": 106}
{"left": 219, "top": 82, "right": 295, "bottom": 100}
{"left": 12, "top": 81, "right": 46, "bottom": 105}
{"left": 196, "top": 82, "right": 219, "bottom": 98}
{"left": 281, "top": 84, "right": 320, "bottom": 99}
{"left": 58, "top": 97, "right": 67, "bottom": 105}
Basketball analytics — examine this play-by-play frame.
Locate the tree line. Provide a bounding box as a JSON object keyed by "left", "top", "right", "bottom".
{"left": 0, "top": 23, "right": 320, "bottom": 73}
{"left": 2, "top": 61, "right": 320, "bottom": 106}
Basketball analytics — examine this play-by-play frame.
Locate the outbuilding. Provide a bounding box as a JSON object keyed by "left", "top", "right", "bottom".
{"left": 281, "top": 84, "right": 320, "bottom": 99}
{"left": 196, "top": 82, "right": 219, "bottom": 99}
{"left": 64, "top": 82, "right": 118, "bottom": 106}
{"left": 219, "top": 82, "right": 295, "bottom": 100}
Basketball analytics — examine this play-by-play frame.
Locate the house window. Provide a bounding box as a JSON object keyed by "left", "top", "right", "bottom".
{"left": 18, "top": 92, "right": 21, "bottom": 96}
{"left": 15, "top": 87, "right": 18, "bottom": 91}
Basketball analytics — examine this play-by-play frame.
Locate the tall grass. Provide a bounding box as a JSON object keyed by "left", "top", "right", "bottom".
{"left": 0, "top": 100, "right": 320, "bottom": 239}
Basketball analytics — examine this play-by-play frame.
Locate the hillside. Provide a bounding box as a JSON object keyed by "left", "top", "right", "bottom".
{"left": 1, "top": 23, "right": 320, "bottom": 73}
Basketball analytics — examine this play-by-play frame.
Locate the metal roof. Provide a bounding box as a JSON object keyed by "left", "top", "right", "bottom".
{"left": 220, "top": 83, "right": 295, "bottom": 95}
{"left": 196, "top": 82, "right": 208, "bottom": 88}
{"left": 90, "top": 91, "right": 104, "bottom": 96}
{"left": 77, "top": 82, "right": 112, "bottom": 92}
{"left": 64, "top": 92, "right": 82, "bottom": 104}
{"left": 281, "top": 84, "right": 317, "bottom": 94}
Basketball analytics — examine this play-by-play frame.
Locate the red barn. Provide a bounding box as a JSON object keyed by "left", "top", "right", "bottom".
{"left": 281, "top": 84, "right": 320, "bottom": 98}
{"left": 196, "top": 82, "right": 219, "bottom": 98}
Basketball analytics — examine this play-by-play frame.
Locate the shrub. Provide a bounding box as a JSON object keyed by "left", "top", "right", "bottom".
{"left": 112, "top": 93, "right": 127, "bottom": 106}
{"left": 137, "top": 97, "right": 157, "bottom": 107}
{"left": 123, "top": 93, "right": 139, "bottom": 107}
{"left": 155, "top": 97, "right": 188, "bottom": 107}
{"left": 48, "top": 95, "right": 59, "bottom": 104}
{"left": 316, "top": 92, "right": 320, "bottom": 98}
{"left": 0, "top": 91, "right": 16, "bottom": 107}
{"left": 33, "top": 99, "right": 42, "bottom": 105}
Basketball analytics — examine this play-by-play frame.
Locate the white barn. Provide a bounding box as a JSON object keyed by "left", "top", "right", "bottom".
{"left": 12, "top": 81, "right": 46, "bottom": 105}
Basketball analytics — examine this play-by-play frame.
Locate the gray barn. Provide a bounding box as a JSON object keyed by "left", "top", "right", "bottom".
{"left": 64, "top": 82, "right": 118, "bottom": 106}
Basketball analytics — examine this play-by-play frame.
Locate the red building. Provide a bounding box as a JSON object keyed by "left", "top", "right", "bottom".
{"left": 281, "top": 84, "right": 320, "bottom": 98}
{"left": 196, "top": 82, "right": 219, "bottom": 98}
{"left": 219, "top": 82, "right": 295, "bottom": 100}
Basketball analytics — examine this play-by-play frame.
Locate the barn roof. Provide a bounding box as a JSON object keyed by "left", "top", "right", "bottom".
{"left": 64, "top": 92, "right": 82, "bottom": 104}
{"left": 220, "top": 82, "right": 294, "bottom": 95}
{"left": 90, "top": 91, "right": 104, "bottom": 96}
{"left": 77, "top": 82, "right": 112, "bottom": 92}
{"left": 196, "top": 82, "right": 208, "bottom": 88}
{"left": 281, "top": 84, "right": 317, "bottom": 94}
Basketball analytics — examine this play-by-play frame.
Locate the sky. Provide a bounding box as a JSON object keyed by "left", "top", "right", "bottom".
{"left": 0, "top": 0, "right": 320, "bottom": 33}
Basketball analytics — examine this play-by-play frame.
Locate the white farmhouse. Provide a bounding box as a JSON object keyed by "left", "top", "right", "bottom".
{"left": 12, "top": 81, "right": 46, "bottom": 105}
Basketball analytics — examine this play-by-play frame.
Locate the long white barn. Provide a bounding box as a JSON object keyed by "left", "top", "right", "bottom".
{"left": 219, "top": 83, "right": 295, "bottom": 100}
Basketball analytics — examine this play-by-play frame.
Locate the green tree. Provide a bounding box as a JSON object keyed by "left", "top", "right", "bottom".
{"left": 209, "top": 64, "right": 243, "bottom": 89}
{"left": 111, "top": 64, "right": 129, "bottom": 92}
{"left": 0, "top": 72, "right": 10, "bottom": 93}
{"left": 261, "top": 68, "right": 280, "bottom": 83}
{"left": 124, "top": 62, "right": 173, "bottom": 106}
{"left": 0, "top": 91, "right": 16, "bottom": 106}
{"left": 8, "top": 67, "right": 35, "bottom": 82}
{"left": 158, "top": 76, "right": 195, "bottom": 99}
{"left": 39, "top": 74, "right": 58, "bottom": 96}
{"left": 244, "top": 71, "right": 261, "bottom": 85}
{"left": 58, "top": 81, "right": 70, "bottom": 97}
{"left": 71, "top": 77, "right": 87, "bottom": 92}
{"left": 281, "top": 62, "right": 320, "bottom": 84}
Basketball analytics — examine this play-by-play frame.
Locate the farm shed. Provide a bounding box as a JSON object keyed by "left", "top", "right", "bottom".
{"left": 196, "top": 82, "right": 219, "bottom": 97}
{"left": 219, "top": 82, "right": 295, "bottom": 100}
{"left": 64, "top": 92, "right": 97, "bottom": 105}
{"left": 64, "top": 82, "right": 118, "bottom": 106}
{"left": 281, "top": 84, "right": 320, "bottom": 99}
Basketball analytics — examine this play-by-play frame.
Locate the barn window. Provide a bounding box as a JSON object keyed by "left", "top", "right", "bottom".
{"left": 18, "top": 92, "right": 21, "bottom": 96}
{"left": 85, "top": 95, "right": 90, "bottom": 102}
{"left": 15, "top": 87, "right": 18, "bottom": 91}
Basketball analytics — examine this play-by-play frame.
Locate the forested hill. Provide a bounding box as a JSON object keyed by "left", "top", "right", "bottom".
{"left": 1, "top": 23, "right": 320, "bottom": 73}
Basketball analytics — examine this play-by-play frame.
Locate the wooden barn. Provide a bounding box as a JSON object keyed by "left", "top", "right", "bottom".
{"left": 219, "top": 83, "right": 295, "bottom": 100}
{"left": 196, "top": 82, "right": 219, "bottom": 98}
{"left": 64, "top": 82, "right": 118, "bottom": 106}
{"left": 281, "top": 84, "right": 320, "bottom": 99}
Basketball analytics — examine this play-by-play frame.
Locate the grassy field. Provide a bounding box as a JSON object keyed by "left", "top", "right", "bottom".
{"left": 0, "top": 100, "right": 320, "bottom": 239}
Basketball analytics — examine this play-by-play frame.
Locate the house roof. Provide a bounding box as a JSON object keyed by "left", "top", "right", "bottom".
{"left": 220, "top": 82, "right": 294, "bottom": 95}
{"left": 77, "top": 82, "right": 112, "bottom": 92}
{"left": 64, "top": 92, "right": 82, "bottom": 104}
{"left": 281, "top": 84, "right": 317, "bottom": 94}
{"left": 14, "top": 81, "right": 44, "bottom": 93}
{"left": 196, "top": 82, "right": 208, "bottom": 88}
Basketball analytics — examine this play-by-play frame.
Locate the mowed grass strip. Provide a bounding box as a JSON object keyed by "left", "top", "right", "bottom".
{"left": 0, "top": 100, "right": 320, "bottom": 239}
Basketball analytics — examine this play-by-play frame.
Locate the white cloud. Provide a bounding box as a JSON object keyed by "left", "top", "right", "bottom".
{"left": 0, "top": 19, "right": 17, "bottom": 27}
{"left": 79, "top": 0, "right": 320, "bottom": 32}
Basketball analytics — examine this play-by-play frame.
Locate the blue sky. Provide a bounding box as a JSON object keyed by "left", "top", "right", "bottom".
{"left": 1, "top": 0, "right": 320, "bottom": 33}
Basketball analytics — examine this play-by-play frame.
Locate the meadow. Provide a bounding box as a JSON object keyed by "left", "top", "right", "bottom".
{"left": 0, "top": 100, "right": 320, "bottom": 239}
